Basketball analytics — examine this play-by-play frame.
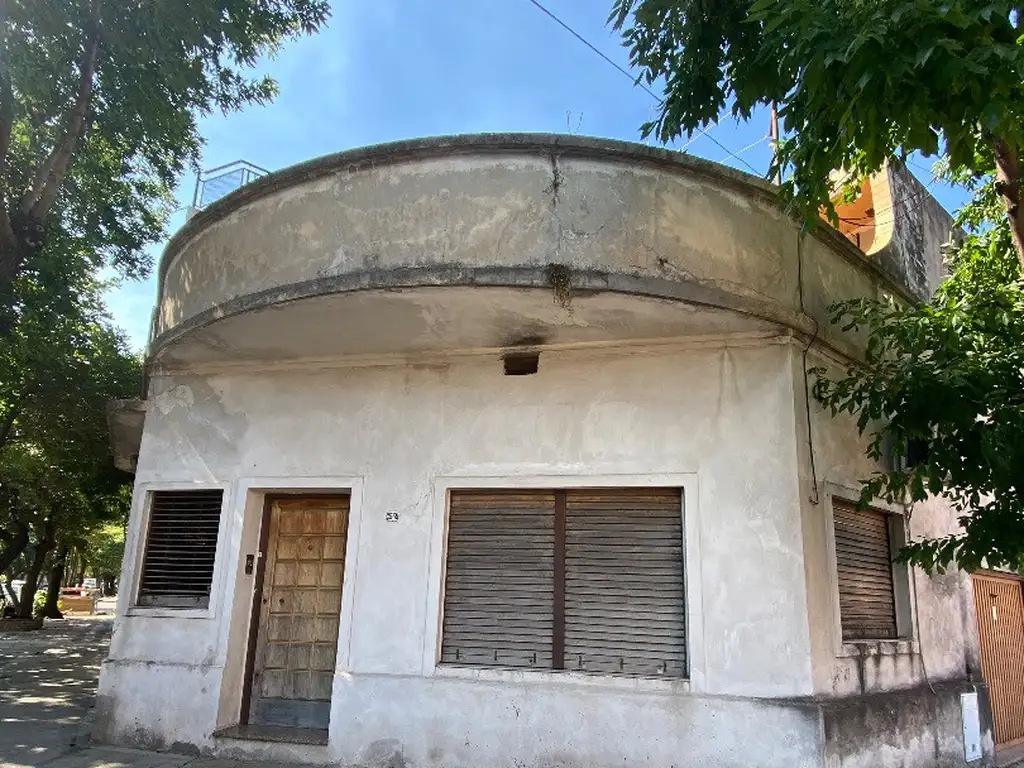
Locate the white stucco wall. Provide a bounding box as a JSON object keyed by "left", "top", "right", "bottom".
{"left": 101, "top": 135, "right": 983, "bottom": 768}
{"left": 797, "top": 351, "right": 980, "bottom": 699}
{"left": 150, "top": 136, "right": 917, "bottom": 372}
{"left": 99, "top": 341, "right": 824, "bottom": 767}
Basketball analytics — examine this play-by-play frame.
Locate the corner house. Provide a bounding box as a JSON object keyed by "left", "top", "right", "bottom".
{"left": 101, "top": 135, "right": 992, "bottom": 768}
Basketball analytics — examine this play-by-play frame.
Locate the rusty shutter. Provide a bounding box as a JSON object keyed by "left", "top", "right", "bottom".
{"left": 563, "top": 488, "right": 686, "bottom": 677}
{"left": 137, "top": 489, "right": 223, "bottom": 609}
{"left": 441, "top": 490, "right": 555, "bottom": 668}
{"left": 833, "top": 501, "right": 898, "bottom": 640}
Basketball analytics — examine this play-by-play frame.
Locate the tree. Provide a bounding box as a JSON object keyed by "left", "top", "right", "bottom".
{"left": 85, "top": 517, "right": 127, "bottom": 595}
{"left": 36, "top": 468, "right": 130, "bottom": 617}
{"left": 610, "top": 0, "right": 1024, "bottom": 270}
{"left": 611, "top": 0, "right": 1024, "bottom": 570}
{"left": 0, "top": 0, "right": 330, "bottom": 317}
{"left": 813, "top": 170, "right": 1024, "bottom": 571}
{"left": 0, "top": 242, "right": 140, "bottom": 616}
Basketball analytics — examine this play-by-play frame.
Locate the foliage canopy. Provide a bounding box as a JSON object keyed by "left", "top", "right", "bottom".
{"left": 813, "top": 174, "right": 1024, "bottom": 571}
{"left": 612, "top": 0, "right": 1024, "bottom": 569}
{"left": 0, "top": 0, "right": 330, "bottom": 314}
{"left": 611, "top": 0, "right": 1024, "bottom": 267}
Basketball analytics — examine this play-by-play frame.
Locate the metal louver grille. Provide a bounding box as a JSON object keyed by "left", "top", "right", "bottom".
{"left": 441, "top": 491, "right": 554, "bottom": 668}
{"left": 834, "top": 501, "right": 898, "bottom": 640}
{"left": 565, "top": 489, "right": 686, "bottom": 677}
{"left": 440, "top": 487, "right": 687, "bottom": 678}
{"left": 137, "top": 490, "right": 224, "bottom": 609}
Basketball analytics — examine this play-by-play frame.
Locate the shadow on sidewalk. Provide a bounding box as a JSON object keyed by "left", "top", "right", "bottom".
{"left": 0, "top": 617, "right": 113, "bottom": 767}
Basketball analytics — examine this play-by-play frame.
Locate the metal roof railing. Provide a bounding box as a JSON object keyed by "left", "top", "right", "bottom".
{"left": 187, "top": 160, "right": 269, "bottom": 217}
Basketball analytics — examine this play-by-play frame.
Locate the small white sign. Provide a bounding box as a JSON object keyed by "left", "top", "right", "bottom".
{"left": 961, "top": 692, "right": 982, "bottom": 762}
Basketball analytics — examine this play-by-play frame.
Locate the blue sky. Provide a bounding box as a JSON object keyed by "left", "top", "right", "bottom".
{"left": 103, "top": 0, "right": 966, "bottom": 349}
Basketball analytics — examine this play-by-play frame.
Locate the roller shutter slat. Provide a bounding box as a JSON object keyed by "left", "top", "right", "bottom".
{"left": 564, "top": 488, "right": 686, "bottom": 678}
{"left": 441, "top": 490, "right": 554, "bottom": 669}
{"left": 834, "top": 501, "right": 898, "bottom": 641}
{"left": 562, "top": 653, "right": 686, "bottom": 677}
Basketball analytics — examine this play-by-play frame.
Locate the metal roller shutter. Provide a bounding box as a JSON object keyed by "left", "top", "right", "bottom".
{"left": 441, "top": 490, "right": 555, "bottom": 668}
{"left": 564, "top": 488, "right": 686, "bottom": 677}
{"left": 833, "top": 501, "right": 898, "bottom": 640}
{"left": 137, "top": 489, "right": 224, "bottom": 609}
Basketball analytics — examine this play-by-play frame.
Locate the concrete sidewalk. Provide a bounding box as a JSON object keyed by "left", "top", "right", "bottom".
{"left": 0, "top": 617, "right": 303, "bottom": 768}
{"left": 0, "top": 616, "right": 113, "bottom": 767}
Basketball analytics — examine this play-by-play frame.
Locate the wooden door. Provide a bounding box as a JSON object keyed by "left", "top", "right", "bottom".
{"left": 248, "top": 496, "right": 349, "bottom": 730}
{"left": 973, "top": 572, "right": 1024, "bottom": 749}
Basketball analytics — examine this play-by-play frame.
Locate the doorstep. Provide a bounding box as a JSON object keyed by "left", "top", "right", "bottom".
{"left": 996, "top": 741, "right": 1024, "bottom": 768}
{"left": 213, "top": 724, "right": 329, "bottom": 746}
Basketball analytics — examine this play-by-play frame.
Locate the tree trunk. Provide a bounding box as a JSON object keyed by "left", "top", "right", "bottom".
{"left": 0, "top": 402, "right": 18, "bottom": 450}
{"left": 76, "top": 561, "right": 86, "bottom": 588}
{"left": 0, "top": 234, "right": 32, "bottom": 332}
{"left": 992, "top": 136, "right": 1024, "bottom": 273}
{"left": 0, "top": 521, "right": 29, "bottom": 574}
{"left": 39, "top": 546, "right": 67, "bottom": 619}
{"left": 21, "top": 31, "right": 100, "bottom": 220}
{"left": 2, "top": 578, "right": 18, "bottom": 615}
{"left": 17, "top": 522, "right": 54, "bottom": 619}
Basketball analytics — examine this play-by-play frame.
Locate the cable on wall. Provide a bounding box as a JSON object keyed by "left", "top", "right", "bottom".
{"left": 910, "top": 562, "right": 938, "bottom": 695}
{"left": 796, "top": 230, "right": 822, "bottom": 506}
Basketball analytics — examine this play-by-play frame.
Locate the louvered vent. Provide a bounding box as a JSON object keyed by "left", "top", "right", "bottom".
{"left": 833, "top": 501, "right": 898, "bottom": 640}
{"left": 137, "top": 490, "right": 223, "bottom": 608}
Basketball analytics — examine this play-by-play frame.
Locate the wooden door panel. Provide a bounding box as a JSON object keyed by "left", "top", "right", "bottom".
{"left": 249, "top": 496, "right": 349, "bottom": 730}
{"left": 973, "top": 573, "right": 1024, "bottom": 749}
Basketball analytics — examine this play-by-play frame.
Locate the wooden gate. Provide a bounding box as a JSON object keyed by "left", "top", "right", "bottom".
{"left": 244, "top": 496, "right": 349, "bottom": 731}
{"left": 973, "top": 572, "right": 1024, "bottom": 749}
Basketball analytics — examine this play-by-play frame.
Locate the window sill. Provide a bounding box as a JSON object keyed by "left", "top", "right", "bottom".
{"left": 836, "top": 638, "right": 918, "bottom": 658}
{"left": 431, "top": 664, "right": 691, "bottom": 694}
{"left": 125, "top": 606, "right": 213, "bottom": 620}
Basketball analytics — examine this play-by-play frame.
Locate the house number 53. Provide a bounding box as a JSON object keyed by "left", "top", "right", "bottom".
{"left": 385, "top": 512, "right": 400, "bottom": 522}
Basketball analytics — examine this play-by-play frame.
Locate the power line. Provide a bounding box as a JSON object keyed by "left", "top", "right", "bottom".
{"left": 722, "top": 134, "right": 769, "bottom": 164}
{"left": 837, "top": 175, "right": 942, "bottom": 228}
{"left": 522, "top": 0, "right": 764, "bottom": 177}
{"left": 524, "top": 0, "right": 661, "bottom": 103}
{"left": 680, "top": 120, "right": 763, "bottom": 176}
{"left": 907, "top": 158, "right": 937, "bottom": 175}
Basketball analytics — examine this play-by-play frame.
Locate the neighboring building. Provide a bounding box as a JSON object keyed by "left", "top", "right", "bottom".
{"left": 101, "top": 134, "right": 992, "bottom": 768}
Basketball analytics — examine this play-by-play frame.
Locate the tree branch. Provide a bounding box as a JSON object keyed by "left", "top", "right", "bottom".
{"left": 0, "top": 191, "right": 17, "bottom": 282}
{"left": 991, "top": 135, "right": 1024, "bottom": 273}
{"left": 0, "top": 0, "right": 13, "bottom": 174}
{"left": 0, "top": 0, "right": 17, "bottom": 270}
{"left": 20, "top": 25, "right": 100, "bottom": 220}
{"left": 0, "top": 402, "right": 18, "bottom": 450}
{"left": 0, "top": 519, "right": 29, "bottom": 575}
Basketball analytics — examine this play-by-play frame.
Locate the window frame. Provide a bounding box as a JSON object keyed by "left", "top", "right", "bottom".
{"left": 824, "top": 484, "right": 919, "bottom": 657}
{"left": 125, "top": 482, "right": 231, "bottom": 620}
{"left": 423, "top": 473, "right": 704, "bottom": 693}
